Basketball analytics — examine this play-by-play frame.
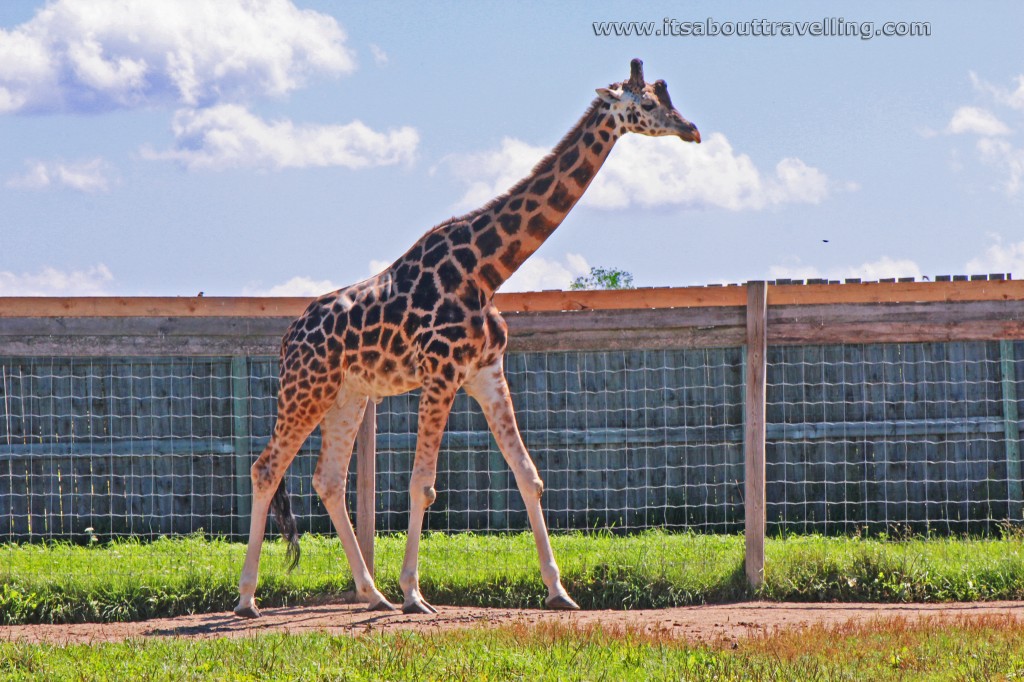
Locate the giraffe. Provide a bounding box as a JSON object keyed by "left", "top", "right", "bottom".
{"left": 234, "top": 58, "right": 700, "bottom": 617}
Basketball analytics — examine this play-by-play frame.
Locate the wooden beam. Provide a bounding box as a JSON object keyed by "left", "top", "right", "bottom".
{"left": 504, "top": 306, "right": 746, "bottom": 352}
{"left": 4, "top": 299, "right": 1024, "bottom": 356}
{"left": 494, "top": 286, "right": 747, "bottom": 311}
{"left": 3, "top": 279, "right": 1024, "bottom": 319}
{"left": 356, "top": 400, "right": 377, "bottom": 576}
{"left": 0, "top": 297, "right": 312, "bottom": 318}
{"left": 766, "top": 300, "right": 1024, "bottom": 345}
{"left": 766, "top": 279, "right": 1024, "bottom": 306}
{"left": 498, "top": 280, "right": 1024, "bottom": 311}
{"left": 0, "top": 316, "right": 295, "bottom": 356}
{"left": 744, "top": 282, "right": 768, "bottom": 590}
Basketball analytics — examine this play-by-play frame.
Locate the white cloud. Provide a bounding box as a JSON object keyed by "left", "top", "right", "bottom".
{"left": 372, "top": 252, "right": 588, "bottom": 291}
{"left": 445, "top": 133, "right": 830, "bottom": 212}
{"left": 502, "top": 253, "right": 590, "bottom": 292}
{"left": 768, "top": 256, "right": 924, "bottom": 282}
{"left": 247, "top": 255, "right": 587, "bottom": 296}
{"left": 369, "top": 259, "right": 391, "bottom": 276}
{"left": 965, "top": 238, "right": 1024, "bottom": 276}
{"left": 5, "top": 161, "right": 50, "bottom": 190}
{"left": 588, "top": 134, "right": 829, "bottom": 210}
{"left": 0, "top": 264, "right": 114, "bottom": 295}
{"left": 443, "top": 137, "right": 546, "bottom": 211}
{"left": 942, "top": 73, "right": 1024, "bottom": 196}
{"left": 369, "top": 44, "right": 389, "bottom": 67}
{"left": 975, "top": 137, "right": 1024, "bottom": 195}
{"left": 243, "top": 275, "right": 341, "bottom": 297}
{"left": 768, "top": 239, "right": 1024, "bottom": 283}
{"left": 970, "top": 72, "right": 1024, "bottom": 112}
{"left": 946, "top": 106, "right": 1011, "bottom": 136}
{"left": 0, "top": 0, "right": 354, "bottom": 113}
{"left": 143, "top": 104, "right": 418, "bottom": 170}
{"left": 6, "top": 158, "right": 113, "bottom": 192}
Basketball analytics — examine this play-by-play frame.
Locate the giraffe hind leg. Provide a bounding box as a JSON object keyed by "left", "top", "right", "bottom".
{"left": 235, "top": 355, "right": 335, "bottom": 618}
{"left": 399, "top": 381, "right": 458, "bottom": 614}
{"left": 234, "top": 415, "right": 316, "bottom": 618}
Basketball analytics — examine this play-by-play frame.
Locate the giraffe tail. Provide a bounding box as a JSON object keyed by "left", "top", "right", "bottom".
{"left": 270, "top": 478, "right": 301, "bottom": 570}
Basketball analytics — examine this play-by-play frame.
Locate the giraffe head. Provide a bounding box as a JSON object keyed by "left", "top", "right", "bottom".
{"left": 595, "top": 58, "right": 700, "bottom": 143}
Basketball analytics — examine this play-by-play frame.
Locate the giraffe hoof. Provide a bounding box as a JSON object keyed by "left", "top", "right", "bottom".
{"left": 233, "top": 605, "right": 262, "bottom": 619}
{"left": 367, "top": 599, "right": 398, "bottom": 612}
{"left": 402, "top": 599, "right": 438, "bottom": 615}
{"left": 544, "top": 594, "right": 580, "bottom": 610}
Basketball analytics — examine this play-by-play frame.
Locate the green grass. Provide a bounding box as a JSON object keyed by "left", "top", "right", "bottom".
{"left": 2, "top": 617, "right": 1024, "bottom": 680}
{"left": 2, "top": 530, "right": 1024, "bottom": 625}
{"left": 765, "top": 531, "right": 1024, "bottom": 602}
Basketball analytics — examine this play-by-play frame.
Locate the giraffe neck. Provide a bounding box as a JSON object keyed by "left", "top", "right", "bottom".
{"left": 452, "top": 99, "right": 621, "bottom": 296}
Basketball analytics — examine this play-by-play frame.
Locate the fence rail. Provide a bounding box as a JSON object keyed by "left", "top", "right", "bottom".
{"left": 2, "top": 280, "right": 1024, "bottom": 584}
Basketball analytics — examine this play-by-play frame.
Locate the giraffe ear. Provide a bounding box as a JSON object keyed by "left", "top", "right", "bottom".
{"left": 595, "top": 87, "right": 622, "bottom": 103}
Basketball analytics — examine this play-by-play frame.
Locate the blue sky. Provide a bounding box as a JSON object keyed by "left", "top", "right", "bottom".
{"left": 1, "top": 1, "right": 1023, "bottom": 296}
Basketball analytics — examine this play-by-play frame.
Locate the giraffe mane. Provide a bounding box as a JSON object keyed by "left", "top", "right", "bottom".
{"left": 516, "top": 97, "right": 605, "bottom": 188}
{"left": 430, "top": 97, "right": 606, "bottom": 233}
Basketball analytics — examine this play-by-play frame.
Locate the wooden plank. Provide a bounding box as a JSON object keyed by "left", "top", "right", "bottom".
{"left": 3, "top": 280, "right": 1024, "bottom": 319}
{"left": 506, "top": 327, "right": 746, "bottom": 353}
{"left": 4, "top": 299, "right": 1024, "bottom": 357}
{"left": 1000, "top": 341, "right": 1023, "bottom": 522}
{"left": 0, "top": 335, "right": 288, "bottom": 357}
{"left": 507, "top": 307, "right": 747, "bottom": 351}
{"left": 356, "top": 400, "right": 376, "bottom": 576}
{"left": 0, "top": 316, "right": 295, "bottom": 335}
{"left": 0, "top": 309, "right": 749, "bottom": 355}
{"left": 766, "top": 301, "right": 1024, "bottom": 345}
{"left": 744, "top": 282, "right": 767, "bottom": 589}
{"left": 766, "top": 280, "right": 1024, "bottom": 306}
{"left": 0, "top": 297, "right": 312, "bottom": 319}
{"left": 494, "top": 286, "right": 748, "bottom": 312}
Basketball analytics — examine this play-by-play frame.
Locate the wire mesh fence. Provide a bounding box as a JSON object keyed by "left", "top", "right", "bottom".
{"left": 2, "top": 338, "right": 1021, "bottom": 543}
{"left": 766, "top": 341, "right": 1018, "bottom": 535}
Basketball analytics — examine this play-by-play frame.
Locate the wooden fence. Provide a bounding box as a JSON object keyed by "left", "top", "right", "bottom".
{"left": 2, "top": 279, "right": 1024, "bottom": 584}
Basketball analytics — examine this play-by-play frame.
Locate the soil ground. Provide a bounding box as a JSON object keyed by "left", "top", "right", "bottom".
{"left": 3, "top": 600, "right": 1023, "bottom": 646}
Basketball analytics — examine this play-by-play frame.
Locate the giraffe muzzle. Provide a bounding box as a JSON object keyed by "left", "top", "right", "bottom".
{"left": 677, "top": 121, "right": 701, "bottom": 143}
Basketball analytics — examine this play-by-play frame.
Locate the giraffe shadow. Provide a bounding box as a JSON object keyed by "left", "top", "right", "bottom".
{"left": 143, "top": 601, "right": 398, "bottom": 638}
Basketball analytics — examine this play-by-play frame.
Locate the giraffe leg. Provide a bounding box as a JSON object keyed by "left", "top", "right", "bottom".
{"left": 313, "top": 390, "right": 395, "bottom": 612}
{"left": 234, "top": 413, "right": 317, "bottom": 618}
{"left": 465, "top": 360, "right": 580, "bottom": 610}
{"left": 399, "top": 381, "right": 458, "bottom": 614}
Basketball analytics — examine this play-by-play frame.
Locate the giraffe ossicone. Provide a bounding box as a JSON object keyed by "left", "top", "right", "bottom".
{"left": 234, "top": 58, "right": 700, "bottom": 618}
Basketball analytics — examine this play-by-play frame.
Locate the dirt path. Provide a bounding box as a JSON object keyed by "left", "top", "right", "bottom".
{"left": 3, "top": 600, "right": 1023, "bottom": 646}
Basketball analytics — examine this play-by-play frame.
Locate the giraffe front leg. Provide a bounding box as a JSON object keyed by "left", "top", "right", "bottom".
{"left": 313, "top": 391, "right": 395, "bottom": 612}
{"left": 400, "top": 381, "right": 458, "bottom": 614}
{"left": 465, "top": 361, "right": 579, "bottom": 610}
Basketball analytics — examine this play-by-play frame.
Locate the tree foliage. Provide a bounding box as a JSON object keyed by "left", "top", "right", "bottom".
{"left": 570, "top": 266, "right": 635, "bottom": 290}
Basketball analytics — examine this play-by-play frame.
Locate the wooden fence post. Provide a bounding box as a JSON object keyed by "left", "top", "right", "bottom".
{"left": 1000, "top": 340, "right": 1023, "bottom": 522}
{"left": 745, "top": 282, "right": 768, "bottom": 589}
{"left": 356, "top": 400, "right": 377, "bottom": 575}
{"left": 231, "top": 356, "right": 252, "bottom": 536}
